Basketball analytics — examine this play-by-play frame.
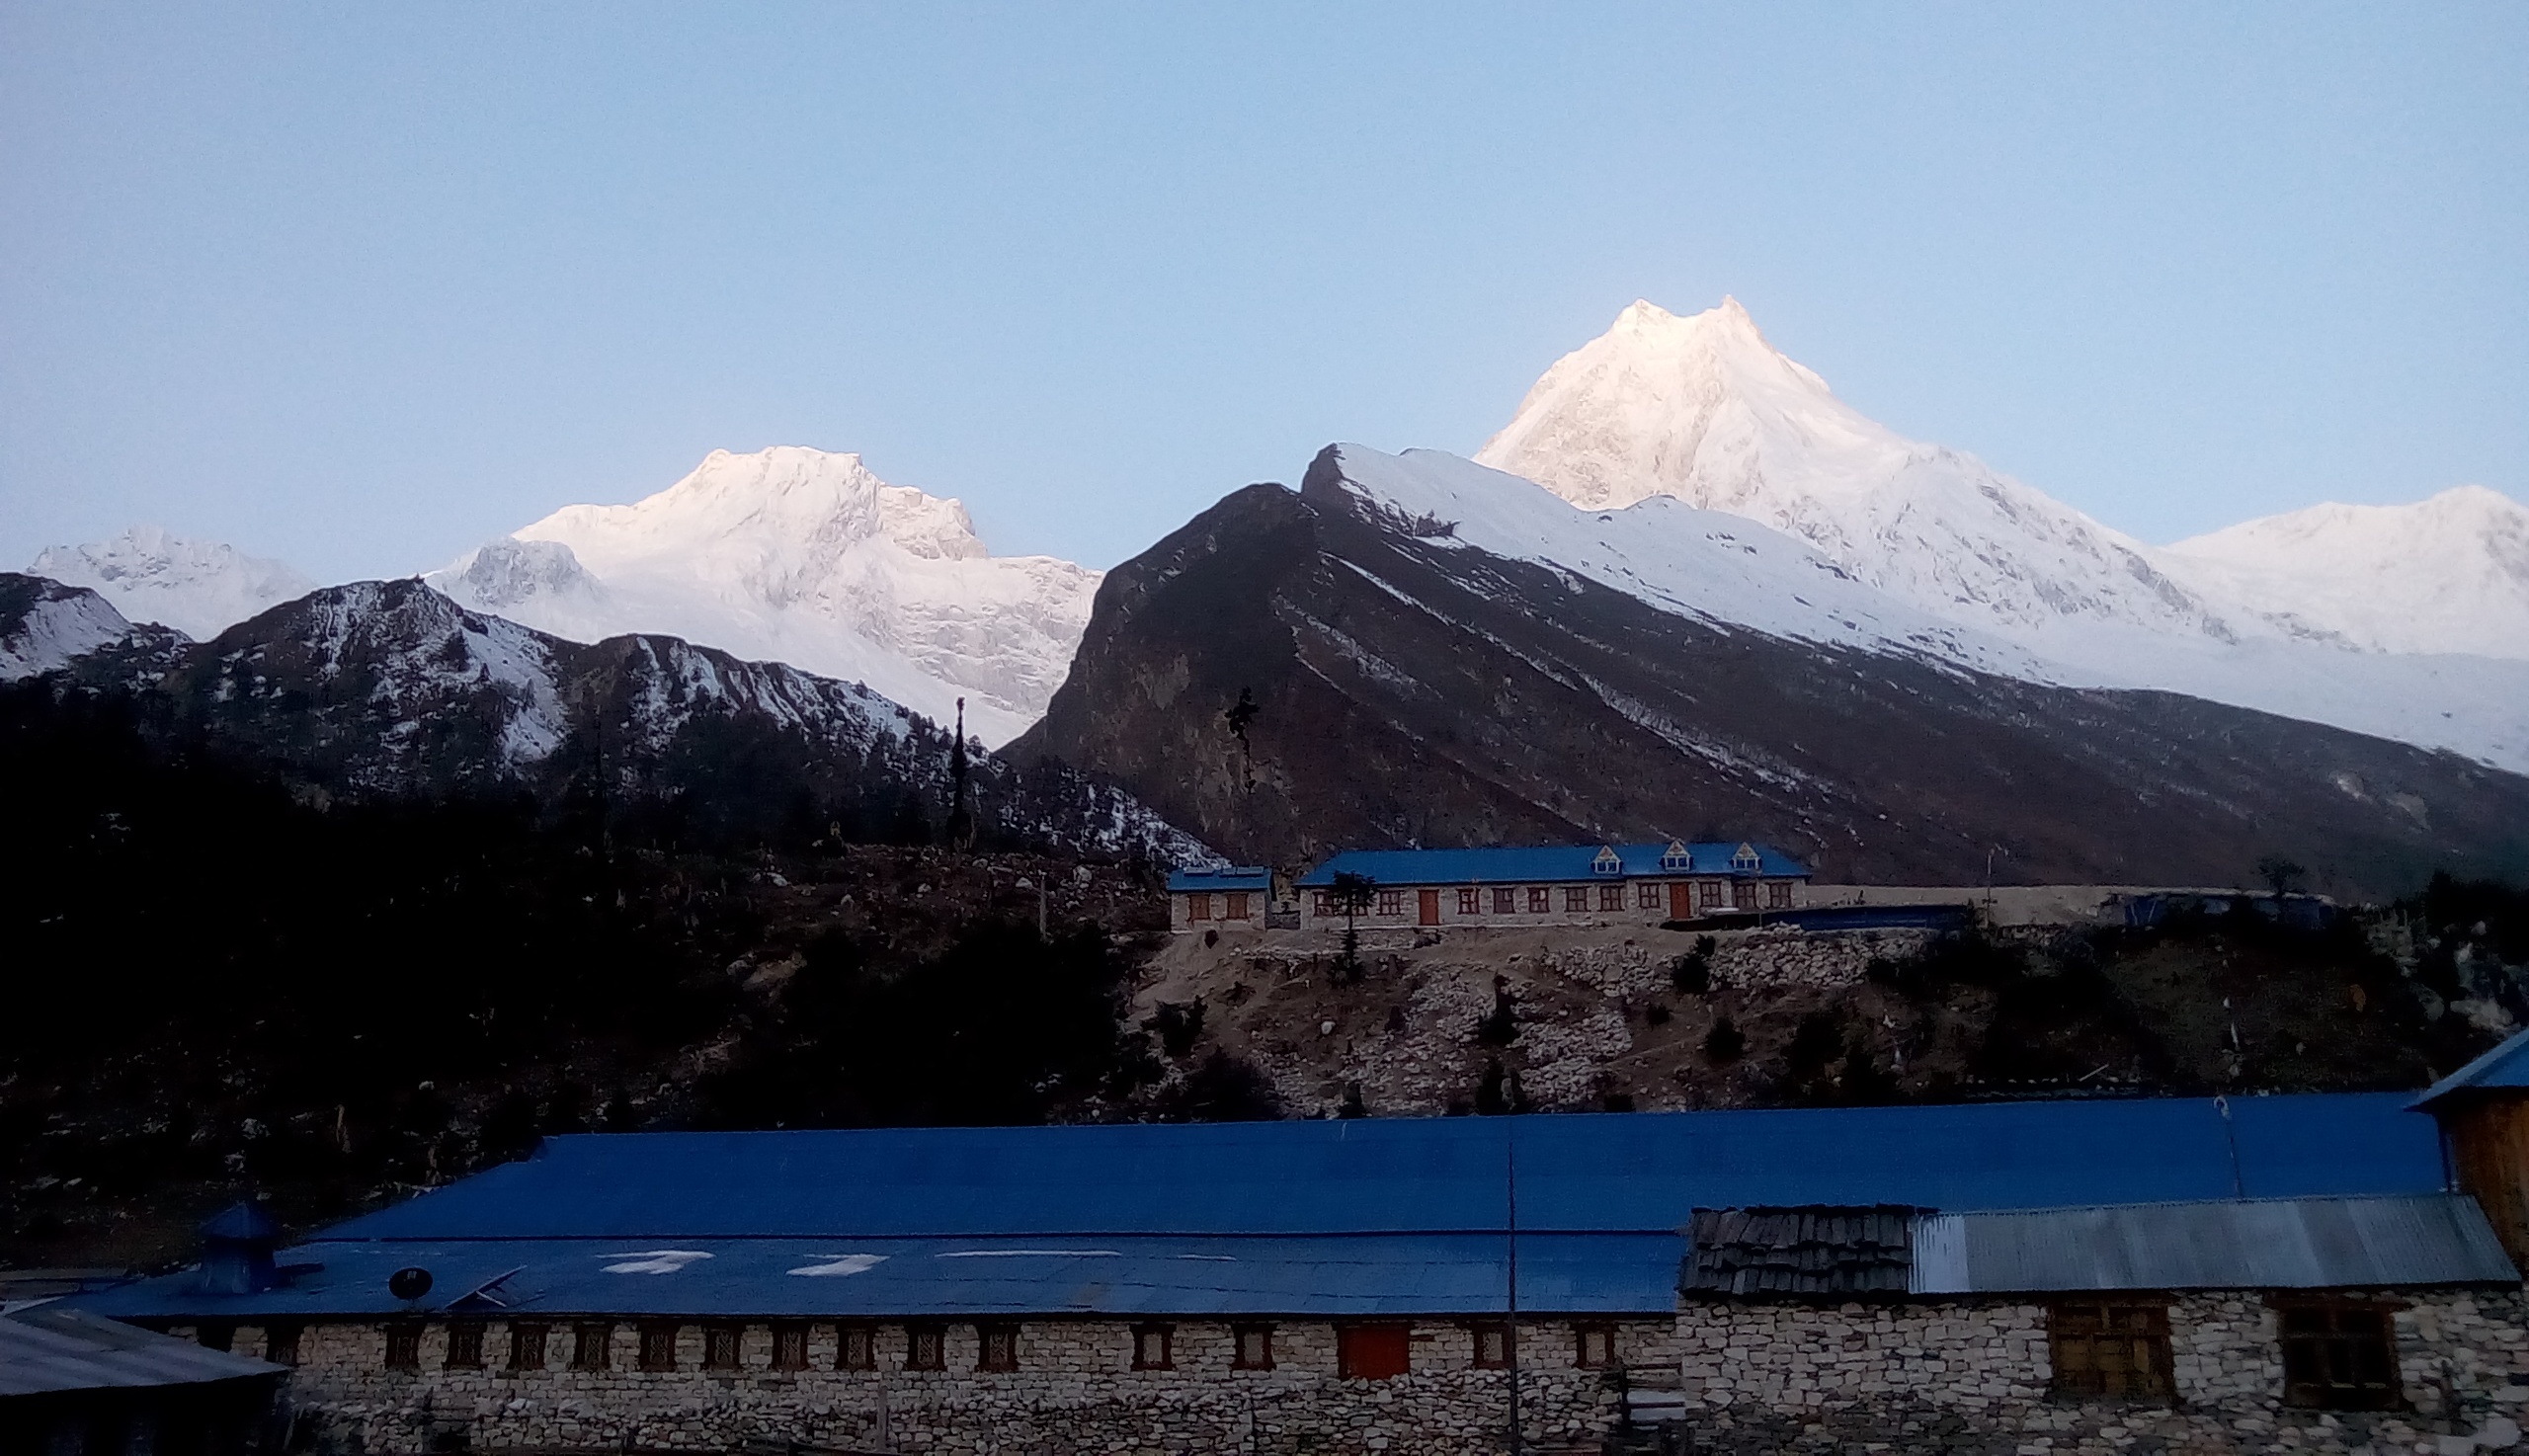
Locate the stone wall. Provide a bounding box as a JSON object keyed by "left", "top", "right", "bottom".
{"left": 1669, "top": 1290, "right": 2529, "bottom": 1456}
{"left": 205, "top": 1315, "right": 1668, "bottom": 1455}
{"left": 1703, "top": 928, "right": 1930, "bottom": 992}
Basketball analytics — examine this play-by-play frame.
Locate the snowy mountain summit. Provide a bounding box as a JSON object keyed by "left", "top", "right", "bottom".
{"left": 430, "top": 446, "right": 1101, "bottom": 746}
{"left": 1476, "top": 298, "right": 2231, "bottom": 645}
{"left": 2165, "top": 486, "right": 2529, "bottom": 660}
{"left": 27, "top": 524, "right": 313, "bottom": 639}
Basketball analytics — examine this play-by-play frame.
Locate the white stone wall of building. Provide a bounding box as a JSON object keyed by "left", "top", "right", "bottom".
{"left": 1670, "top": 1290, "right": 2529, "bottom": 1456}
{"left": 209, "top": 1316, "right": 1666, "bottom": 1456}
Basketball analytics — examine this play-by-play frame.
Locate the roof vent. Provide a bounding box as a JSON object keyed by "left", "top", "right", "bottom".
{"left": 196, "top": 1201, "right": 283, "bottom": 1295}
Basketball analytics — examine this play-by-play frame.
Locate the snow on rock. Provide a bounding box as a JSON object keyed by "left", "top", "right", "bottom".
{"left": 1327, "top": 444, "right": 2529, "bottom": 774}
{"left": 1465, "top": 299, "right": 2529, "bottom": 772}
{"left": 431, "top": 447, "right": 1101, "bottom": 748}
{"left": 0, "top": 574, "right": 150, "bottom": 680}
{"left": 2163, "top": 485, "right": 2529, "bottom": 660}
{"left": 30, "top": 525, "right": 313, "bottom": 638}
{"left": 1475, "top": 299, "right": 2233, "bottom": 643}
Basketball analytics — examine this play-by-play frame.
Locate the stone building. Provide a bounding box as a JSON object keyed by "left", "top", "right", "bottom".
{"left": 67, "top": 1031, "right": 2529, "bottom": 1456}
{"left": 1240, "top": 841, "right": 1813, "bottom": 937}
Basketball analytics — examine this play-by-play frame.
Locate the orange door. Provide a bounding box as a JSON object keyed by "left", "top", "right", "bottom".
{"left": 1670, "top": 882, "right": 1693, "bottom": 921}
{"left": 1418, "top": 888, "right": 1440, "bottom": 926}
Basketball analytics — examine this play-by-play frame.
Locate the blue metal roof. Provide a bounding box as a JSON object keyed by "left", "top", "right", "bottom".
{"left": 72, "top": 1234, "right": 1677, "bottom": 1321}
{"left": 1295, "top": 842, "right": 1808, "bottom": 888}
{"left": 1166, "top": 865, "right": 1271, "bottom": 894}
{"left": 2412, "top": 1026, "right": 2529, "bottom": 1110}
{"left": 69, "top": 1094, "right": 2452, "bottom": 1322}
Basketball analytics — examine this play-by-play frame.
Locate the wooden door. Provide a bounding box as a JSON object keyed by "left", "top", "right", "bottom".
{"left": 1338, "top": 1324, "right": 1411, "bottom": 1380}
{"left": 1669, "top": 882, "right": 1692, "bottom": 921}
{"left": 1418, "top": 888, "right": 1440, "bottom": 926}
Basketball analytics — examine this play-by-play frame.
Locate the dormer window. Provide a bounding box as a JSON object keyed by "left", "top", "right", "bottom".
{"left": 1591, "top": 847, "right": 1622, "bottom": 876}
{"left": 1661, "top": 840, "right": 1691, "bottom": 872}
{"left": 1731, "top": 843, "right": 1761, "bottom": 873}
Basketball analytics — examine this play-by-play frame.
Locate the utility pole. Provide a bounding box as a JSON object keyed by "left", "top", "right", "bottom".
{"left": 1507, "top": 1136, "right": 1522, "bottom": 1455}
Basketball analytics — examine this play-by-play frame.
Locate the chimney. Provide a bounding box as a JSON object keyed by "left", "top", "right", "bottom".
{"left": 2412, "top": 1028, "right": 2529, "bottom": 1270}
{"left": 195, "top": 1201, "right": 283, "bottom": 1295}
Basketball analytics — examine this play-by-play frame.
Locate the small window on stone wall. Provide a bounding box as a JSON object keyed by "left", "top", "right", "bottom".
{"left": 1225, "top": 892, "right": 1250, "bottom": 920}
{"left": 1232, "top": 1324, "right": 1274, "bottom": 1371}
{"left": 1132, "top": 1324, "right": 1174, "bottom": 1370}
{"left": 1187, "top": 892, "right": 1212, "bottom": 921}
{"left": 2278, "top": 1301, "right": 2402, "bottom": 1411}
{"left": 977, "top": 1324, "right": 1019, "bottom": 1372}
{"left": 1378, "top": 889, "right": 1404, "bottom": 917}
{"left": 2049, "top": 1303, "right": 2172, "bottom": 1400}
{"left": 702, "top": 1324, "right": 743, "bottom": 1371}
{"left": 1458, "top": 888, "right": 1481, "bottom": 916}
{"left": 1470, "top": 1321, "right": 1511, "bottom": 1369}
{"left": 905, "top": 1324, "right": 945, "bottom": 1371}
{"left": 1598, "top": 883, "right": 1624, "bottom": 912}
{"left": 1495, "top": 888, "right": 1517, "bottom": 915}
{"left": 378, "top": 1325, "right": 415, "bottom": 1371}
{"left": 571, "top": 1322, "right": 612, "bottom": 1371}
{"left": 268, "top": 1324, "right": 304, "bottom": 1367}
{"left": 445, "top": 1322, "right": 484, "bottom": 1370}
{"left": 1637, "top": 882, "right": 1663, "bottom": 911}
{"left": 772, "top": 1322, "right": 809, "bottom": 1371}
{"left": 1526, "top": 887, "right": 1549, "bottom": 914}
{"left": 1698, "top": 881, "right": 1724, "bottom": 909}
{"left": 1768, "top": 881, "right": 1794, "bottom": 909}
{"left": 1564, "top": 887, "right": 1589, "bottom": 913}
{"left": 1574, "top": 1324, "right": 1616, "bottom": 1368}
{"left": 837, "top": 1324, "right": 876, "bottom": 1371}
{"left": 509, "top": 1322, "right": 548, "bottom": 1372}
{"left": 638, "top": 1322, "right": 679, "bottom": 1372}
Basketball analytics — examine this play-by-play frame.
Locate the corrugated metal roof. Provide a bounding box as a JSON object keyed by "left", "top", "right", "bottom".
{"left": 1295, "top": 842, "right": 1809, "bottom": 888}
{"left": 1910, "top": 1194, "right": 2516, "bottom": 1294}
{"left": 0, "top": 1307, "right": 283, "bottom": 1397}
{"left": 1682, "top": 1207, "right": 1916, "bottom": 1298}
{"left": 1165, "top": 866, "right": 1271, "bottom": 894}
{"left": 73, "top": 1235, "right": 1677, "bottom": 1322}
{"left": 71, "top": 1094, "right": 2459, "bottom": 1321}
{"left": 2411, "top": 1027, "right": 2529, "bottom": 1110}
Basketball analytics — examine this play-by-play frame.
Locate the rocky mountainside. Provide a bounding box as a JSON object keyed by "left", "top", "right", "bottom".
{"left": 27, "top": 525, "right": 313, "bottom": 639}
{"left": 1473, "top": 299, "right": 2529, "bottom": 769}
{"left": 0, "top": 572, "right": 1198, "bottom": 860}
{"left": 431, "top": 446, "right": 1101, "bottom": 747}
{"left": 1010, "top": 445, "right": 2529, "bottom": 898}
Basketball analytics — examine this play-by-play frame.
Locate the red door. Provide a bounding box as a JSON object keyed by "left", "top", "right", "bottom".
{"left": 1339, "top": 1324, "right": 1411, "bottom": 1380}
{"left": 1669, "top": 882, "right": 1693, "bottom": 921}
{"left": 1418, "top": 889, "right": 1440, "bottom": 926}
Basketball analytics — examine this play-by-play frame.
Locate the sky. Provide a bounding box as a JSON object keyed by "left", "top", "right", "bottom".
{"left": 2, "top": 3, "right": 2523, "bottom": 582}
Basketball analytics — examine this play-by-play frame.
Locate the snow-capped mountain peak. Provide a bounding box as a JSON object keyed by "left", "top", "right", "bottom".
{"left": 2162, "top": 484, "right": 2529, "bottom": 660}
{"left": 27, "top": 525, "right": 312, "bottom": 638}
{"left": 433, "top": 446, "right": 1101, "bottom": 746}
{"left": 1477, "top": 298, "right": 2232, "bottom": 644}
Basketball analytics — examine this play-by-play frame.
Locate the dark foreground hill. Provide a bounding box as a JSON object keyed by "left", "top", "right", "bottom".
{"left": 1011, "top": 446, "right": 2529, "bottom": 898}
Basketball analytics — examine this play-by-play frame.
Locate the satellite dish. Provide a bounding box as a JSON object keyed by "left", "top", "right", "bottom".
{"left": 388, "top": 1267, "right": 434, "bottom": 1300}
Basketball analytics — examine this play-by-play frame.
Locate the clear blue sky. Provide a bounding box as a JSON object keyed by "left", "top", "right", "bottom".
{"left": 4, "top": 3, "right": 2523, "bottom": 581}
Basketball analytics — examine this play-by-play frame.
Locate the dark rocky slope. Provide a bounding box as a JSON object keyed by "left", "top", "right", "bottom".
{"left": 1011, "top": 448, "right": 2529, "bottom": 898}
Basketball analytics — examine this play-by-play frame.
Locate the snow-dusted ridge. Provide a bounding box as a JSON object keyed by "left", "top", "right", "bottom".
{"left": 28, "top": 525, "right": 311, "bottom": 639}
{"left": 1461, "top": 298, "right": 2529, "bottom": 772}
{"left": 0, "top": 575, "right": 153, "bottom": 679}
{"left": 1326, "top": 443, "right": 2529, "bottom": 774}
{"left": 431, "top": 447, "right": 1101, "bottom": 748}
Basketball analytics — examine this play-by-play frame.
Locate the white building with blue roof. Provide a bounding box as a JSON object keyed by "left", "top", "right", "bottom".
{"left": 59, "top": 1069, "right": 2529, "bottom": 1456}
